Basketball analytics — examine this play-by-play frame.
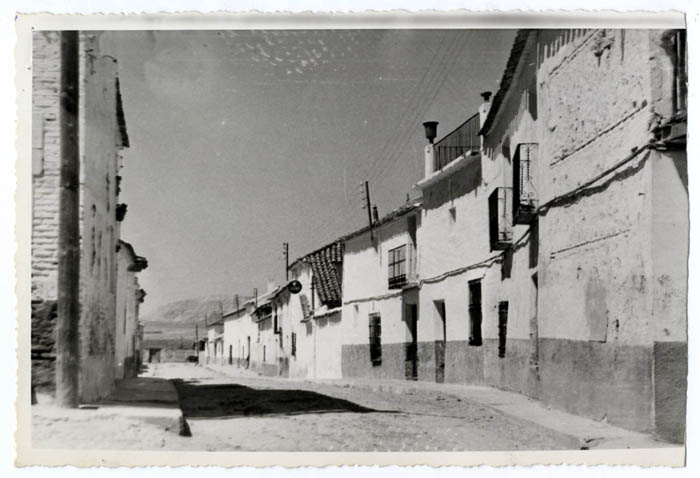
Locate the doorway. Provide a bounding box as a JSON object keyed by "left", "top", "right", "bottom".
{"left": 528, "top": 274, "right": 540, "bottom": 396}
{"left": 246, "top": 336, "right": 251, "bottom": 369}
{"left": 405, "top": 304, "right": 418, "bottom": 380}
{"left": 434, "top": 300, "right": 446, "bottom": 383}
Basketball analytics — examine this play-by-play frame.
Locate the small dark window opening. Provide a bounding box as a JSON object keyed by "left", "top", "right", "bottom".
{"left": 291, "top": 332, "right": 297, "bottom": 357}
{"left": 279, "top": 327, "right": 283, "bottom": 350}
{"left": 263, "top": 346, "right": 266, "bottom": 362}
{"left": 369, "top": 314, "right": 382, "bottom": 365}
{"left": 498, "top": 301, "right": 509, "bottom": 358}
{"left": 468, "top": 280, "right": 483, "bottom": 346}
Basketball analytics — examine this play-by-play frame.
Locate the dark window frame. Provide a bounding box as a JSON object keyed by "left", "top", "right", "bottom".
{"left": 369, "top": 313, "right": 382, "bottom": 365}
{"left": 388, "top": 244, "right": 408, "bottom": 289}
{"left": 468, "top": 280, "right": 483, "bottom": 346}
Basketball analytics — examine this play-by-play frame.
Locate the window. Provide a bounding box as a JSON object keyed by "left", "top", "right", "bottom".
{"left": 488, "top": 187, "right": 513, "bottom": 251}
{"left": 468, "top": 280, "right": 483, "bottom": 346}
{"left": 291, "top": 332, "right": 297, "bottom": 357}
{"left": 369, "top": 314, "right": 382, "bottom": 365}
{"left": 279, "top": 327, "right": 283, "bottom": 350}
{"left": 388, "top": 245, "right": 407, "bottom": 289}
{"left": 498, "top": 301, "right": 509, "bottom": 358}
{"left": 513, "top": 143, "right": 539, "bottom": 224}
{"left": 669, "top": 29, "right": 687, "bottom": 114}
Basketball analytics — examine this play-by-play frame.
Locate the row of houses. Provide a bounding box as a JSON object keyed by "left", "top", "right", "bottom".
{"left": 31, "top": 31, "right": 147, "bottom": 402}
{"left": 202, "top": 29, "right": 687, "bottom": 443}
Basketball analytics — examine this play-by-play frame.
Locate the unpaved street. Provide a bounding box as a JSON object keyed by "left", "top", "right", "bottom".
{"left": 148, "top": 363, "right": 578, "bottom": 451}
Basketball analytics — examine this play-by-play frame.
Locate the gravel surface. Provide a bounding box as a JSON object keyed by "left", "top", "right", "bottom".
{"left": 153, "top": 363, "right": 578, "bottom": 451}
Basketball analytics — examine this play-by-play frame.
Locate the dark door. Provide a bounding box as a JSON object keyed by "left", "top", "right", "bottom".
{"left": 405, "top": 304, "right": 418, "bottom": 380}
{"left": 468, "top": 280, "right": 483, "bottom": 346}
{"left": 246, "top": 336, "right": 251, "bottom": 368}
{"left": 528, "top": 274, "right": 540, "bottom": 396}
{"left": 228, "top": 344, "right": 233, "bottom": 365}
{"left": 434, "top": 300, "right": 446, "bottom": 383}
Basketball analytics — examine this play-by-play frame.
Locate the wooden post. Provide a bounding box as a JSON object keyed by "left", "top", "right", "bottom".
{"left": 56, "top": 31, "right": 80, "bottom": 408}
{"left": 283, "top": 242, "right": 289, "bottom": 281}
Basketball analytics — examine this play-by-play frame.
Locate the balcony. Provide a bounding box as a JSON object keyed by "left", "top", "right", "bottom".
{"left": 388, "top": 244, "right": 417, "bottom": 289}
{"left": 489, "top": 187, "right": 513, "bottom": 251}
{"left": 433, "top": 113, "right": 480, "bottom": 172}
{"left": 513, "top": 143, "right": 539, "bottom": 224}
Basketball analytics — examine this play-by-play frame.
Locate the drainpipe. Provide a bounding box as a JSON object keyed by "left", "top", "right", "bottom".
{"left": 56, "top": 31, "right": 81, "bottom": 408}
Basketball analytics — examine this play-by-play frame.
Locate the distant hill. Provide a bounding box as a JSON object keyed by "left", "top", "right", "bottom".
{"left": 141, "top": 295, "right": 252, "bottom": 347}
{"left": 141, "top": 295, "right": 245, "bottom": 326}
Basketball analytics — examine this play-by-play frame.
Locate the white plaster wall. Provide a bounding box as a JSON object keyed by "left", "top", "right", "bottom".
{"left": 342, "top": 216, "right": 417, "bottom": 303}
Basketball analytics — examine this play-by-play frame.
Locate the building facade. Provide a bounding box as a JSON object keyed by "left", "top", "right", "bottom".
{"left": 115, "top": 240, "right": 147, "bottom": 379}
{"left": 410, "top": 28, "right": 687, "bottom": 442}
{"left": 31, "top": 31, "right": 135, "bottom": 402}
{"left": 340, "top": 202, "right": 421, "bottom": 380}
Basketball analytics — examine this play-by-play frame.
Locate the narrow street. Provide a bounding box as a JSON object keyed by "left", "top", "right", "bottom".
{"left": 146, "top": 363, "right": 578, "bottom": 451}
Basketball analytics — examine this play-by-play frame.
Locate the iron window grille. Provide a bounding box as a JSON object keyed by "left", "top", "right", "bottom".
{"left": 513, "top": 143, "right": 539, "bottom": 224}
{"left": 388, "top": 245, "right": 408, "bottom": 289}
{"left": 488, "top": 187, "right": 513, "bottom": 251}
{"left": 498, "top": 301, "right": 509, "bottom": 358}
{"left": 291, "top": 332, "right": 297, "bottom": 357}
{"left": 671, "top": 29, "right": 687, "bottom": 115}
{"left": 369, "top": 314, "right": 382, "bottom": 365}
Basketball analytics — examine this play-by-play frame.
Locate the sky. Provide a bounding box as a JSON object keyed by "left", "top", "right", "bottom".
{"left": 103, "top": 29, "right": 516, "bottom": 315}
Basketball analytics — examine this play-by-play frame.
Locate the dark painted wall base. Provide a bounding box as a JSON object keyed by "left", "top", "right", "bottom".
{"left": 341, "top": 338, "right": 687, "bottom": 441}
{"left": 653, "top": 341, "right": 687, "bottom": 444}
{"left": 31, "top": 299, "right": 57, "bottom": 393}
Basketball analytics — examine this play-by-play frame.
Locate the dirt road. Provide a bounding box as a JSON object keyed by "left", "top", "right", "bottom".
{"left": 148, "top": 363, "right": 578, "bottom": 451}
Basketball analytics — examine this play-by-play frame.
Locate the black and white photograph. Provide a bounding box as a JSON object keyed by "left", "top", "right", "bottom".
{"left": 11, "top": 9, "right": 691, "bottom": 469}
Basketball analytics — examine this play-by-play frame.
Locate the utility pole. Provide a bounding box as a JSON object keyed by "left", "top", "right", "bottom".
{"left": 361, "top": 180, "right": 374, "bottom": 239}
{"left": 283, "top": 242, "right": 289, "bottom": 281}
{"left": 235, "top": 294, "right": 239, "bottom": 313}
{"left": 56, "top": 31, "right": 80, "bottom": 408}
{"left": 254, "top": 288, "right": 258, "bottom": 308}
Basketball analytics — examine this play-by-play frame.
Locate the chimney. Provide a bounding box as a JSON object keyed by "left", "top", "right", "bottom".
{"left": 423, "top": 121, "right": 439, "bottom": 144}
{"left": 478, "top": 91, "right": 492, "bottom": 126}
{"left": 422, "top": 121, "right": 439, "bottom": 177}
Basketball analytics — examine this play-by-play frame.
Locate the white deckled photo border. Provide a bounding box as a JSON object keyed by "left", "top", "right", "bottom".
{"left": 10, "top": 6, "right": 695, "bottom": 471}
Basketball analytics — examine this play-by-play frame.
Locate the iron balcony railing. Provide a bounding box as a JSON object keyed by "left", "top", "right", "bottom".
{"left": 387, "top": 244, "right": 417, "bottom": 290}
{"left": 433, "top": 113, "right": 480, "bottom": 171}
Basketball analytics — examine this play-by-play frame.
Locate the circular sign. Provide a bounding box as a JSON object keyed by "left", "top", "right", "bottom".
{"left": 288, "top": 280, "right": 303, "bottom": 294}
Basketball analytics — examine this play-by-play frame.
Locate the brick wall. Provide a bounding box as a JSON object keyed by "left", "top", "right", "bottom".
{"left": 31, "top": 32, "right": 129, "bottom": 402}
{"left": 31, "top": 31, "right": 61, "bottom": 301}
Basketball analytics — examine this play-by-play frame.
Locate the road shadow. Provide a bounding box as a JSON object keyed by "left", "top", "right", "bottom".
{"left": 171, "top": 379, "right": 379, "bottom": 419}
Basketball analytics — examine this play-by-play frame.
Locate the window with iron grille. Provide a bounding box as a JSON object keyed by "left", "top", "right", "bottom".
{"left": 291, "top": 332, "right": 297, "bottom": 357}
{"left": 369, "top": 314, "right": 382, "bottom": 365}
{"left": 488, "top": 187, "right": 513, "bottom": 251}
{"left": 468, "top": 280, "right": 483, "bottom": 346}
{"left": 513, "top": 143, "right": 539, "bottom": 224}
{"left": 498, "top": 301, "right": 509, "bottom": 358}
{"left": 388, "top": 245, "right": 407, "bottom": 289}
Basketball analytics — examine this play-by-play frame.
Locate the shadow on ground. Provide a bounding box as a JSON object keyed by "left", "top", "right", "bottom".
{"left": 172, "top": 379, "right": 380, "bottom": 419}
